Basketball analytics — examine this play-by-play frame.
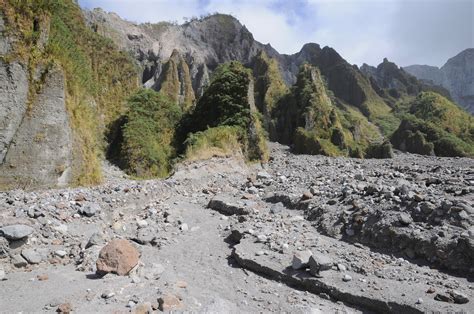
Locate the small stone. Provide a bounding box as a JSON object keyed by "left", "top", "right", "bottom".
{"left": 247, "top": 186, "right": 259, "bottom": 195}
{"left": 37, "top": 274, "right": 49, "bottom": 281}
{"left": 342, "top": 274, "right": 352, "bottom": 282}
{"left": 291, "top": 250, "right": 313, "bottom": 270}
{"left": 96, "top": 239, "right": 140, "bottom": 276}
{"left": 434, "top": 293, "right": 453, "bottom": 303}
{"left": 101, "top": 290, "right": 115, "bottom": 299}
{"left": 21, "top": 248, "right": 42, "bottom": 264}
{"left": 450, "top": 290, "right": 469, "bottom": 304}
{"left": 415, "top": 298, "right": 423, "bottom": 305}
{"left": 0, "top": 266, "right": 5, "bottom": 280}
{"left": 86, "top": 232, "right": 105, "bottom": 249}
{"left": 337, "top": 264, "right": 347, "bottom": 272}
{"left": 144, "top": 263, "right": 165, "bottom": 280}
{"left": 301, "top": 191, "right": 313, "bottom": 200}
{"left": 56, "top": 303, "right": 72, "bottom": 313}
{"left": 256, "top": 251, "right": 265, "bottom": 256}
{"left": 399, "top": 213, "right": 412, "bottom": 226}
{"left": 12, "top": 254, "right": 28, "bottom": 268}
{"left": 180, "top": 223, "right": 189, "bottom": 231}
{"left": 308, "top": 253, "right": 333, "bottom": 276}
{"left": 158, "top": 294, "right": 183, "bottom": 311}
{"left": 79, "top": 203, "right": 100, "bottom": 217}
{"left": 52, "top": 224, "right": 68, "bottom": 234}
{"left": 55, "top": 250, "right": 67, "bottom": 258}
{"left": 256, "top": 234, "right": 267, "bottom": 243}
{"left": 257, "top": 171, "right": 272, "bottom": 180}
{"left": 0, "top": 224, "right": 34, "bottom": 240}
{"left": 137, "top": 220, "right": 148, "bottom": 228}
{"left": 133, "top": 302, "right": 152, "bottom": 314}
{"left": 426, "top": 287, "right": 435, "bottom": 294}
{"left": 176, "top": 280, "right": 188, "bottom": 288}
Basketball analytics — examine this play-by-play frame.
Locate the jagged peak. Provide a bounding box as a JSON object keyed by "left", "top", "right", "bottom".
{"left": 299, "top": 43, "right": 321, "bottom": 54}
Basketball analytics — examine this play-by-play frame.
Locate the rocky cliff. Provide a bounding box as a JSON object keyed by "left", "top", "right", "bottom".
{"left": 404, "top": 49, "right": 474, "bottom": 113}
{"left": 84, "top": 9, "right": 391, "bottom": 123}
{"left": 0, "top": 0, "right": 138, "bottom": 189}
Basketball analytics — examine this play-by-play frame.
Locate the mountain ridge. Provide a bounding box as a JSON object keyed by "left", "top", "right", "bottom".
{"left": 404, "top": 48, "right": 474, "bottom": 113}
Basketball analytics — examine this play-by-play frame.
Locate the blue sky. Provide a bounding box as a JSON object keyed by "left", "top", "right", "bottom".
{"left": 78, "top": 0, "right": 473, "bottom": 67}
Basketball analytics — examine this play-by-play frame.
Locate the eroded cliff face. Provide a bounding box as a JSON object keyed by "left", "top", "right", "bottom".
{"left": 0, "top": 61, "right": 29, "bottom": 163}
{"left": 0, "top": 10, "right": 74, "bottom": 189}
{"left": 85, "top": 10, "right": 284, "bottom": 97}
{"left": 0, "top": 65, "right": 73, "bottom": 188}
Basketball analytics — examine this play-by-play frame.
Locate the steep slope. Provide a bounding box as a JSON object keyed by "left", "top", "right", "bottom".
{"left": 391, "top": 92, "right": 474, "bottom": 157}
{"left": 270, "top": 64, "right": 383, "bottom": 157}
{"left": 0, "top": 0, "right": 138, "bottom": 189}
{"left": 361, "top": 58, "right": 451, "bottom": 106}
{"left": 404, "top": 49, "right": 474, "bottom": 113}
{"left": 85, "top": 10, "right": 398, "bottom": 138}
{"left": 183, "top": 61, "right": 268, "bottom": 162}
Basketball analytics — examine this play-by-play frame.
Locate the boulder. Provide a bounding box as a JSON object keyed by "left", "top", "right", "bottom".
{"left": 208, "top": 194, "right": 251, "bottom": 216}
{"left": 0, "top": 224, "right": 34, "bottom": 240}
{"left": 158, "top": 294, "right": 183, "bottom": 311}
{"left": 291, "top": 250, "right": 313, "bottom": 270}
{"left": 308, "top": 253, "right": 333, "bottom": 275}
{"left": 96, "top": 239, "right": 140, "bottom": 276}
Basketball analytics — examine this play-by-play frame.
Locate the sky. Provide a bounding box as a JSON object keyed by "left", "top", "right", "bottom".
{"left": 78, "top": 0, "right": 474, "bottom": 67}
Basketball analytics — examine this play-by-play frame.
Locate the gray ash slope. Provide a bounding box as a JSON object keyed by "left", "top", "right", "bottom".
{"left": 0, "top": 144, "right": 473, "bottom": 313}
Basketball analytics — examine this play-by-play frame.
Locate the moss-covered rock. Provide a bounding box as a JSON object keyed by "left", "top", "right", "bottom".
{"left": 155, "top": 49, "right": 195, "bottom": 111}
{"left": 271, "top": 63, "right": 381, "bottom": 157}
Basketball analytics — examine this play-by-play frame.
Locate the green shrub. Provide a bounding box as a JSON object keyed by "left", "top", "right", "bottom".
{"left": 185, "top": 61, "right": 268, "bottom": 162}
{"left": 121, "top": 89, "right": 182, "bottom": 178}
{"left": 184, "top": 126, "right": 242, "bottom": 161}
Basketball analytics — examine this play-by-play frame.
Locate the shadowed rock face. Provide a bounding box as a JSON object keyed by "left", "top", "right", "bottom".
{"left": 404, "top": 49, "right": 474, "bottom": 113}
{"left": 0, "top": 65, "right": 73, "bottom": 188}
{"left": 0, "top": 61, "right": 29, "bottom": 163}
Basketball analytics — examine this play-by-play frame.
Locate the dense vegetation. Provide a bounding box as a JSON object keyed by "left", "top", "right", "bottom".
{"left": 120, "top": 89, "right": 182, "bottom": 178}
{"left": 183, "top": 61, "right": 268, "bottom": 161}
{"left": 2, "top": 0, "right": 138, "bottom": 184}
{"left": 391, "top": 92, "right": 474, "bottom": 157}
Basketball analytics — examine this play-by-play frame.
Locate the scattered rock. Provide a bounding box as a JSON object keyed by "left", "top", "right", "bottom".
{"left": 208, "top": 195, "right": 251, "bottom": 215}
{"left": 450, "top": 290, "right": 469, "bottom": 304}
{"left": 342, "top": 274, "right": 352, "bottom": 282}
{"left": 55, "top": 250, "right": 67, "bottom": 258}
{"left": 79, "top": 203, "right": 100, "bottom": 217}
{"left": 12, "top": 254, "right": 28, "bottom": 268}
{"left": 398, "top": 213, "right": 412, "bottom": 226}
{"left": 21, "top": 248, "right": 42, "bottom": 264}
{"left": 37, "top": 274, "right": 49, "bottom": 281}
{"left": 101, "top": 290, "right": 115, "bottom": 299}
{"left": 291, "top": 250, "right": 312, "bottom": 270}
{"left": 308, "top": 253, "right": 333, "bottom": 276}
{"left": 0, "top": 224, "right": 34, "bottom": 240}
{"left": 132, "top": 302, "right": 152, "bottom": 314}
{"left": 56, "top": 303, "right": 72, "bottom": 313}
{"left": 96, "top": 239, "right": 140, "bottom": 276}
{"left": 158, "top": 294, "right": 183, "bottom": 311}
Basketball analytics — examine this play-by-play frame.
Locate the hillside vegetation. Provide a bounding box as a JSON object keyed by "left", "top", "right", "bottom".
{"left": 2, "top": 0, "right": 138, "bottom": 185}
{"left": 391, "top": 92, "right": 474, "bottom": 157}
